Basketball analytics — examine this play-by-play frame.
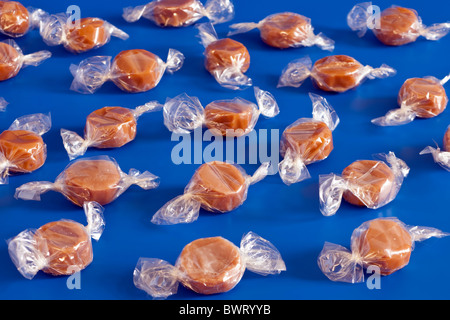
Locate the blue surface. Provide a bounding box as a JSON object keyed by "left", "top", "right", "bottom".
{"left": 0, "top": 0, "right": 449, "bottom": 300}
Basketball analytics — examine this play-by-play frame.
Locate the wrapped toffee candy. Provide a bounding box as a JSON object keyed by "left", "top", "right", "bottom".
{"left": 347, "top": 2, "right": 450, "bottom": 46}
{"left": 14, "top": 155, "right": 160, "bottom": 207}
{"left": 0, "top": 1, "right": 45, "bottom": 37}
{"left": 420, "top": 125, "right": 450, "bottom": 171}
{"left": 317, "top": 217, "right": 449, "bottom": 283}
{"left": 61, "top": 101, "right": 163, "bottom": 160}
{"left": 122, "top": 0, "right": 234, "bottom": 27}
{"left": 0, "top": 39, "right": 51, "bottom": 81}
{"left": 277, "top": 55, "right": 395, "bottom": 93}
{"left": 7, "top": 201, "right": 105, "bottom": 279}
{"left": 372, "top": 73, "right": 449, "bottom": 126}
{"left": 278, "top": 93, "right": 339, "bottom": 185}
{"left": 0, "top": 113, "right": 51, "bottom": 184}
{"left": 151, "top": 161, "right": 270, "bottom": 225}
{"left": 228, "top": 12, "right": 334, "bottom": 51}
{"left": 133, "top": 231, "right": 286, "bottom": 298}
{"left": 162, "top": 86, "right": 279, "bottom": 136}
{"left": 0, "top": 97, "right": 8, "bottom": 111}
{"left": 39, "top": 12, "right": 129, "bottom": 53}
{"left": 70, "top": 48, "right": 184, "bottom": 94}
{"left": 319, "top": 151, "right": 409, "bottom": 216}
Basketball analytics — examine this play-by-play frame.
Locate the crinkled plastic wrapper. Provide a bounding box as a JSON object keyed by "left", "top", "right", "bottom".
{"left": 0, "top": 1, "right": 46, "bottom": 37}
{"left": 319, "top": 151, "right": 409, "bottom": 216}
{"left": 133, "top": 231, "right": 286, "bottom": 299}
{"left": 69, "top": 48, "right": 184, "bottom": 94}
{"left": 228, "top": 11, "right": 334, "bottom": 51}
{"left": 14, "top": 155, "right": 160, "bottom": 207}
{"left": 0, "top": 113, "right": 51, "bottom": 184}
{"left": 151, "top": 161, "right": 270, "bottom": 225}
{"left": 420, "top": 125, "right": 450, "bottom": 172}
{"left": 7, "top": 201, "right": 105, "bottom": 280}
{"left": 39, "top": 12, "right": 129, "bottom": 53}
{"left": 277, "top": 55, "right": 395, "bottom": 93}
{"left": 317, "top": 217, "right": 449, "bottom": 283}
{"left": 161, "top": 86, "right": 279, "bottom": 135}
{"left": 0, "top": 97, "right": 8, "bottom": 112}
{"left": 197, "top": 22, "right": 251, "bottom": 90}
{"left": 278, "top": 93, "right": 339, "bottom": 185}
{"left": 60, "top": 101, "right": 163, "bottom": 160}
{"left": 347, "top": 2, "right": 450, "bottom": 46}
{"left": 0, "top": 39, "right": 51, "bottom": 81}
{"left": 372, "top": 73, "right": 449, "bottom": 126}
{"left": 123, "top": 0, "right": 234, "bottom": 27}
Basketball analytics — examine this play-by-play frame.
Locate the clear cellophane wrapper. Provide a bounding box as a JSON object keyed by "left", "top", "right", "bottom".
{"left": 197, "top": 22, "right": 251, "bottom": 90}
{"left": 60, "top": 101, "right": 163, "bottom": 160}
{"left": 7, "top": 201, "right": 105, "bottom": 280}
{"left": 317, "top": 217, "right": 449, "bottom": 283}
{"left": 0, "top": 39, "right": 51, "bottom": 81}
{"left": 319, "top": 151, "right": 410, "bottom": 216}
{"left": 133, "top": 231, "right": 286, "bottom": 299}
{"left": 69, "top": 49, "right": 184, "bottom": 94}
{"left": 39, "top": 12, "right": 129, "bottom": 53}
{"left": 151, "top": 161, "right": 270, "bottom": 225}
{"left": 420, "top": 125, "right": 450, "bottom": 171}
{"left": 122, "top": 0, "right": 234, "bottom": 27}
{"left": 228, "top": 12, "right": 334, "bottom": 51}
{"left": 278, "top": 93, "right": 339, "bottom": 185}
{"left": 0, "top": 97, "right": 8, "bottom": 111}
{"left": 0, "top": 113, "right": 51, "bottom": 184}
{"left": 162, "top": 86, "right": 279, "bottom": 135}
{"left": 372, "top": 74, "right": 449, "bottom": 126}
{"left": 277, "top": 55, "right": 395, "bottom": 91}
{"left": 0, "top": 4, "right": 46, "bottom": 37}
{"left": 347, "top": 2, "right": 450, "bottom": 43}
{"left": 14, "top": 155, "right": 160, "bottom": 206}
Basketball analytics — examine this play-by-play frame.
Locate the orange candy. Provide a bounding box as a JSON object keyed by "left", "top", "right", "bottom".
{"left": 65, "top": 18, "right": 109, "bottom": 53}
{"left": 204, "top": 100, "right": 254, "bottom": 136}
{"left": 444, "top": 127, "right": 450, "bottom": 152}
{"left": 0, "top": 1, "right": 29, "bottom": 37}
{"left": 204, "top": 38, "right": 250, "bottom": 75}
{"left": 0, "top": 41, "right": 21, "bottom": 81}
{"left": 152, "top": 0, "right": 200, "bottom": 27}
{"left": 373, "top": 7, "right": 420, "bottom": 46}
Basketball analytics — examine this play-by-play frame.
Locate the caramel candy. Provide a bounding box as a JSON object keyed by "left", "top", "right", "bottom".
{"left": 444, "top": 127, "right": 450, "bottom": 152}
{"left": 62, "top": 159, "right": 122, "bottom": 206}
{"left": 188, "top": 161, "right": 247, "bottom": 212}
{"left": 177, "top": 236, "right": 244, "bottom": 294}
{"left": 355, "top": 218, "right": 412, "bottom": 275}
{"left": 85, "top": 107, "right": 137, "bottom": 148}
{"left": 341, "top": 160, "right": 395, "bottom": 208}
{"left": 259, "top": 12, "right": 311, "bottom": 49}
{"left": 152, "top": 0, "right": 200, "bottom": 27}
{"left": 204, "top": 38, "right": 250, "bottom": 75}
{"left": 398, "top": 77, "right": 448, "bottom": 118}
{"left": 204, "top": 100, "right": 254, "bottom": 136}
{"left": 0, "top": 1, "right": 29, "bottom": 37}
{"left": 65, "top": 18, "right": 109, "bottom": 53}
{"left": 311, "top": 55, "right": 363, "bottom": 92}
{"left": 281, "top": 120, "right": 333, "bottom": 165}
{"left": 0, "top": 41, "right": 20, "bottom": 81}
{"left": 373, "top": 7, "right": 420, "bottom": 46}
{"left": 111, "top": 49, "right": 164, "bottom": 93}
{"left": 0, "top": 130, "right": 46, "bottom": 174}
{"left": 34, "top": 220, "right": 93, "bottom": 276}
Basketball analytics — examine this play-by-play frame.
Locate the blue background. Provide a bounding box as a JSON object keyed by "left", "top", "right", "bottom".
{"left": 0, "top": 0, "right": 449, "bottom": 300}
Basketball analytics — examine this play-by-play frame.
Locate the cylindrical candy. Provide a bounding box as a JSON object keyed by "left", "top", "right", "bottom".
{"left": 60, "top": 101, "right": 162, "bottom": 160}
{"left": 39, "top": 13, "right": 129, "bottom": 53}
{"left": 228, "top": 12, "right": 334, "bottom": 51}
{"left": 319, "top": 152, "right": 409, "bottom": 217}
{"left": 277, "top": 55, "right": 395, "bottom": 92}
{"left": 69, "top": 49, "right": 184, "bottom": 94}
{"left": 372, "top": 74, "right": 449, "bottom": 126}
{"left": 133, "top": 231, "right": 286, "bottom": 299}
{"left": 14, "top": 155, "right": 160, "bottom": 207}
{"left": 419, "top": 125, "right": 450, "bottom": 172}
{"left": 0, "top": 1, "right": 29, "bottom": 36}
{"left": 122, "top": 0, "right": 235, "bottom": 27}
{"left": 151, "top": 161, "right": 270, "bottom": 225}
{"left": 278, "top": 93, "right": 339, "bottom": 185}
{"left": 0, "top": 113, "right": 51, "bottom": 184}
{"left": 317, "top": 217, "right": 449, "bottom": 283}
{"left": 348, "top": 3, "right": 450, "bottom": 46}
{"left": 0, "top": 39, "right": 51, "bottom": 81}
